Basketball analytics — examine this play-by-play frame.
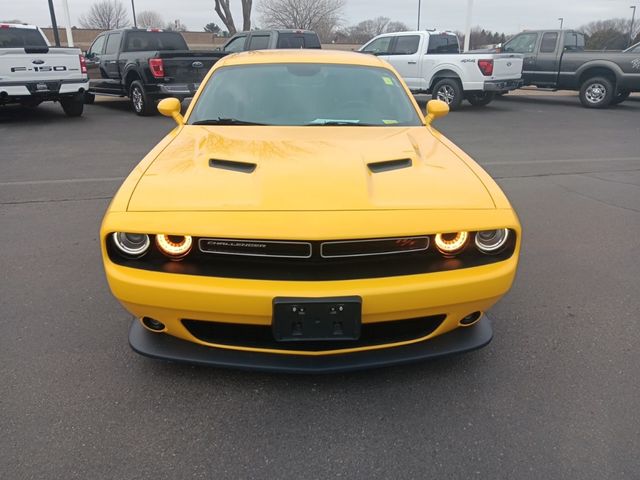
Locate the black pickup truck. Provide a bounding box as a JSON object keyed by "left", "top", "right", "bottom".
{"left": 84, "top": 29, "right": 226, "bottom": 115}
{"left": 501, "top": 29, "right": 640, "bottom": 108}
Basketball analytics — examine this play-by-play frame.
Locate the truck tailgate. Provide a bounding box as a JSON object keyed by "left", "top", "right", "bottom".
{"left": 156, "top": 50, "right": 226, "bottom": 83}
{"left": 0, "top": 47, "right": 84, "bottom": 83}
{"left": 490, "top": 54, "right": 523, "bottom": 80}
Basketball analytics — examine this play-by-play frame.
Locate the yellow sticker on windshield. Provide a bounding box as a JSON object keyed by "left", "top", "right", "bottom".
{"left": 382, "top": 76, "right": 394, "bottom": 85}
{"left": 383, "top": 119, "right": 399, "bottom": 124}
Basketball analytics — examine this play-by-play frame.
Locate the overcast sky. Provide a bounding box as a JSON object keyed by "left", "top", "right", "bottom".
{"left": 4, "top": 0, "right": 637, "bottom": 34}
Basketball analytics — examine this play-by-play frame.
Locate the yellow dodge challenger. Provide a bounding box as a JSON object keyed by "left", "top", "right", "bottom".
{"left": 101, "top": 49, "right": 521, "bottom": 372}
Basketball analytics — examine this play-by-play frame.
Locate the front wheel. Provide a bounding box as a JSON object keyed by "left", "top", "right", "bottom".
{"left": 60, "top": 95, "right": 84, "bottom": 117}
{"left": 129, "top": 80, "right": 156, "bottom": 116}
{"left": 432, "top": 78, "right": 463, "bottom": 110}
{"left": 84, "top": 92, "right": 95, "bottom": 104}
{"left": 579, "top": 76, "right": 614, "bottom": 109}
{"left": 466, "top": 91, "right": 495, "bottom": 107}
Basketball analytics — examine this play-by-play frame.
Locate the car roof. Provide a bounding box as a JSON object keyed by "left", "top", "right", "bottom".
{"left": 218, "top": 49, "right": 389, "bottom": 68}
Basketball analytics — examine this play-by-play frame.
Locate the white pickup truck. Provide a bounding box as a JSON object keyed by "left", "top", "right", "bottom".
{"left": 359, "top": 30, "right": 523, "bottom": 109}
{"left": 0, "top": 23, "right": 89, "bottom": 116}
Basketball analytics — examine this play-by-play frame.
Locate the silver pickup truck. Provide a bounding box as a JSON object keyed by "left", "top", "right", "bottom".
{"left": 0, "top": 23, "right": 89, "bottom": 116}
{"left": 502, "top": 29, "right": 640, "bottom": 108}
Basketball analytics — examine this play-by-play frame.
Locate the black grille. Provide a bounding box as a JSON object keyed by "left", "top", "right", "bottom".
{"left": 182, "top": 315, "right": 446, "bottom": 352}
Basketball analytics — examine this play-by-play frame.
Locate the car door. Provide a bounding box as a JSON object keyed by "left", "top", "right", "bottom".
{"left": 223, "top": 34, "right": 248, "bottom": 52}
{"left": 532, "top": 32, "right": 560, "bottom": 86}
{"left": 360, "top": 35, "right": 393, "bottom": 63}
{"left": 101, "top": 32, "right": 122, "bottom": 90}
{"left": 85, "top": 34, "right": 106, "bottom": 85}
{"left": 385, "top": 35, "right": 422, "bottom": 90}
{"left": 246, "top": 33, "right": 270, "bottom": 51}
{"left": 503, "top": 32, "right": 539, "bottom": 83}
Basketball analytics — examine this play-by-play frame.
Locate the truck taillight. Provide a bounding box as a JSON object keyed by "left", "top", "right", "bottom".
{"left": 478, "top": 59, "right": 494, "bottom": 76}
{"left": 149, "top": 58, "right": 165, "bottom": 78}
{"left": 79, "top": 54, "right": 87, "bottom": 74}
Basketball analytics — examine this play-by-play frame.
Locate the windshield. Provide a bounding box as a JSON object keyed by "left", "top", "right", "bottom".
{"left": 188, "top": 63, "right": 422, "bottom": 127}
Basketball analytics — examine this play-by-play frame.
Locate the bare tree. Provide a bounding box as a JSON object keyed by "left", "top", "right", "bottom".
{"left": 137, "top": 10, "right": 164, "bottom": 29}
{"left": 336, "top": 17, "right": 407, "bottom": 44}
{"left": 578, "top": 18, "right": 639, "bottom": 49}
{"left": 258, "top": 0, "right": 345, "bottom": 39}
{"left": 78, "top": 0, "right": 130, "bottom": 29}
{"left": 166, "top": 19, "right": 188, "bottom": 32}
{"left": 214, "top": 0, "right": 253, "bottom": 35}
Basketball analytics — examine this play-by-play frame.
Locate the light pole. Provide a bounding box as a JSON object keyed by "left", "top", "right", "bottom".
{"left": 47, "top": 0, "right": 61, "bottom": 46}
{"left": 558, "top": 17, "right": 564, "bottom": 30}
{"left": 417, "top": 0, "right": 421, "bottom": 30}
{"left": 131, "top": 0, "right": 137, "bottom": 28}
{"left": 630, "top": 6, "right": 637, "bottom": 47}
{"left": 60, "top": 0, "right": 74, "bottom": 47}
{"left": 463, "top": 0, "right": 473, "bottom": 53}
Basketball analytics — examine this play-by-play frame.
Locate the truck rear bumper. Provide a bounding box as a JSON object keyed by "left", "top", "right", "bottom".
{"left": 0, "top": 79, "right": 89, "bottom": 99}
{"left": 483, "top": 79, "right": 523, "bottom": 92}
{"left": 156, "top": 82, "right": 200, "bottom": 97}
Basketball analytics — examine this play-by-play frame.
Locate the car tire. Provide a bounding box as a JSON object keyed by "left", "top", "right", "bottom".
{"left": 84, "top": 92, "right": 95, "bottom": 104}
{"left": 579, "top": 76, "right": 614, "bottom": 109}
{"left": 432, "top": 78, "right": 463, "bottom": 110}
{"left": 60, "top": 95, "right": 84, "bottom": 117}
{"left": 611, "top": 89, "right": 630, "bottom": 105}
{"left": 466, "top": 91, "right": 495, "bottom": 107}
{"left": 129, "top": 80, "right": 155, "bottom": 116}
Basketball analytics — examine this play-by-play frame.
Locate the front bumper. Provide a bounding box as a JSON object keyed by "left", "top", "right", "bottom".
{"left": 483, "top": 79, "right": 523, "bottom": 92}
{"left": 129, "top": 314, "right": 493, "bottom": 373}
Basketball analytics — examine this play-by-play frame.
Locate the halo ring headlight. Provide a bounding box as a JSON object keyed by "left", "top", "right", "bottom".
{"left": 434, "top": 231, "right": 468, "bottom": 255}
{"left": 112, "top": 232, "right": 151, "bottom": 258}
{"left": 156, "top": 234, "right": 193, "bottom": 259}
{"left": 475, "top": 229, "right": 509, "bottom": 254}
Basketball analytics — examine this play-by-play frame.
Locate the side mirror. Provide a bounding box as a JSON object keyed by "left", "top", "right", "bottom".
{"left": 157, "top": 97, "right": 184, "bottom": 125}
{"left": 425, "top": 100, "right": 449, "bottom": 125}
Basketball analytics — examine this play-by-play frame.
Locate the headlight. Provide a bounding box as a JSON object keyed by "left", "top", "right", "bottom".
{"left": 156, "top": 234, "right": 193, "bottom": 259}
{"left": 434, "top": 231, "right": 468, "bottom": 255}
{"left": 475, "top": 229, "right": 509, "bottom": 254}
{"left": 112, "top": 232, "right": 150, "bottom": 258}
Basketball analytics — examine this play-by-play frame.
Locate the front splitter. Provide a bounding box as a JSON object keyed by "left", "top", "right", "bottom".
{"left": 129, "top": 316, "right": 493, "bottom": 373}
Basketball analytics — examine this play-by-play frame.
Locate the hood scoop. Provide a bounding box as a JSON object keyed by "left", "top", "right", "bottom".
{"left": 368, "top": 158, "right": 412, "bottom": 173}
{"left": 209, "top": 159, "right": 257, "bottom": 173}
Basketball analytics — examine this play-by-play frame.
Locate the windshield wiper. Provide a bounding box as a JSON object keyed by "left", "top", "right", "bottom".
{"left": 192, "top": 117, "right": 267, "bottom": 126}
{"left": 305, "top": 120, "right": 378, "bottom": 126}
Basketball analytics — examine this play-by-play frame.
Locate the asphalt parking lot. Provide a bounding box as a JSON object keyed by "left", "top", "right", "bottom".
{"left": 1, "top": 93, "right": 639, "bottom": 479}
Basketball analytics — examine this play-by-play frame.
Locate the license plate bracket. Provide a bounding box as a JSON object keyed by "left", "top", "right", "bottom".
{"left": 272, "top": 296, "right": 362, "bottom": 342}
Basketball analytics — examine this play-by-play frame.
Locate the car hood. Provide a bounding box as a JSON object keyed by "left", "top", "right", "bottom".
{"left": 127, "top": 126, "right": 495, "bottom": 212}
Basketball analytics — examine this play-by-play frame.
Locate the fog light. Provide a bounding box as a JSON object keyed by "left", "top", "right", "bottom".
{"left": 460, "top": 312, "right": 482, "bottom": 326}
{"left": 142, "top": 317, "right": 165, "bottom": 331}
{"left": 112, "top": 232, "right": 150, "bottom": 258}
{"left": 156, "top": 234, "right": 193, "bottom": 259}
{"left": 475, "top": 229, "right": 509, "bottom": 254}
{"left": 434, "top": 231, "right": 468, "bottom": 255}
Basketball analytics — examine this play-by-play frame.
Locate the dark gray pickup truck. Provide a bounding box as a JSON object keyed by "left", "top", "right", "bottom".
{"left": 85, "top": 29, "right": 226, "bottom": 115}
{"left": 501, "top": 30, "right": 640, "bottom": 108}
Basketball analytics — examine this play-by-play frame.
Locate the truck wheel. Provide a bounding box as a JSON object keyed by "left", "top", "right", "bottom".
{"left": 611, "top": 89, "right": 630, "bottom": 105}
{"left": 432, "top": 79, "right": 463, "bottom": 110}
{"left": 60, "top": 95, "right": 85, "bottom": 117}
{"left": 130, "top": 80, "right": 155, "bottom": 116}
{"left": 579, "top": 77, "right": 614, "bottom": 109}
{"left": 466, "top": 92, "right": 495, "bottom": 107}
{"left": 84, "top": 92, "right": 95, "bottom": 104}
